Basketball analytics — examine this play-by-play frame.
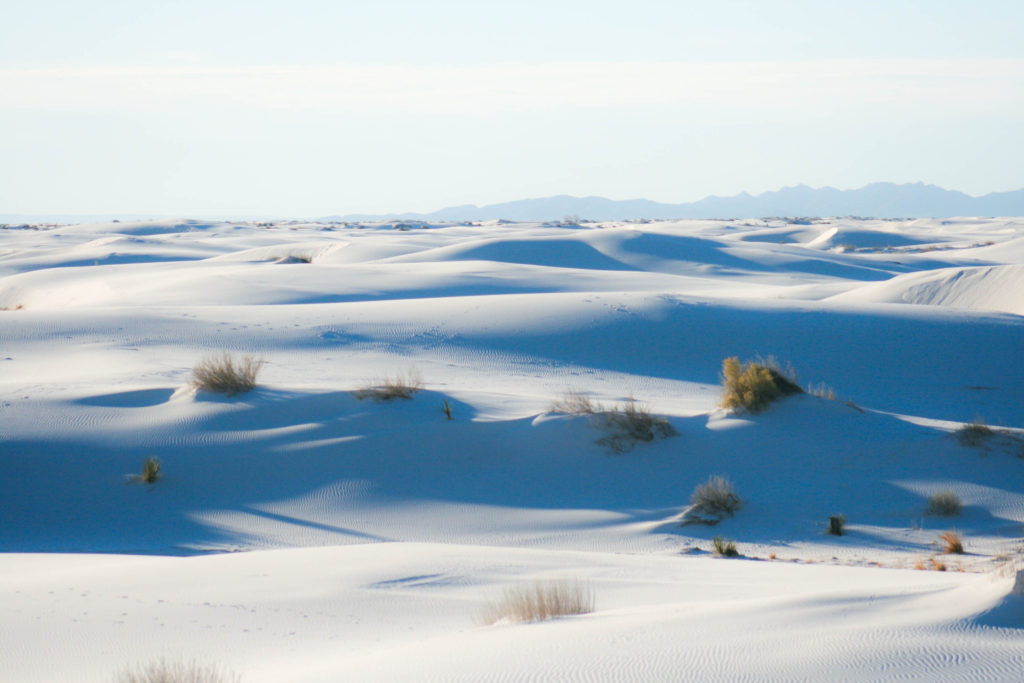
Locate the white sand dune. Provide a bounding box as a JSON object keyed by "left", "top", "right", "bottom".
{"left": 2, "top": 217, "right": 1022, "bottom": 681}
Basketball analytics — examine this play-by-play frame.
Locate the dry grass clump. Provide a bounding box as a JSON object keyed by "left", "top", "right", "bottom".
{"left": 551, "top": 391, "right": 676, "bottom": 453}
{"left": 720, "top": 356, "right": 803, "bottom": 414}
{"left": 129, "top": 457, "right": 162, "bottom": 484}
{"left": 685, "top": 475, "right": 742, "bottom": 524}
{"left": 354, "top": 369, "right": 424, "bottom": 401}
{"left": 596, "top": 400, "right": 677, "bottom": 453}
{"left": 925, "top": 489, "right": 963, "bottom": 516}
{"left": 712, "top": 536, "right": 740, "bottom": 557}
{"left": 479, "top": 579, "right": 594, "bottom": 625}
{"left": 550, "top": 390, "right": 600, "bottom": 416}
{"left": 939, "top": 530, "right": 965, "bottom": 555}
{"left": 115, "top": 658, "right": 242, "bottom": 683}
{"left": 956, "top": 419, "right": 993, "bottom": 447}
{"left": 191, "top": 354, "right": 263, "bottom": 396}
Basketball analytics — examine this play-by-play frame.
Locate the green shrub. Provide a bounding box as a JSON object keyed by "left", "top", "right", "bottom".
{"left": 712, "top": 536, "right": 740, "bottom": 557}
{"left": 720, "top": 356, "right": 802, "bottom": 414}
{"left": 192, "top": 353, "right": 263, "bottom": 396}
{"left": 827, "top": 514, "right": 846, "bottom": 536}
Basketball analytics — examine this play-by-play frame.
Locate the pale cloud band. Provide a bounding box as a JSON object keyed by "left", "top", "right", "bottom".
{"left": 4, "top": 59, "right": 1023, "bottom": 115}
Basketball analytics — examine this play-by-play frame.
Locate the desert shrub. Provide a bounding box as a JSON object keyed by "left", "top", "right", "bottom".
{"left": 720, "top": 356, "right": 802, "bottom": 414}
{"left": 956, "top": 420, "right": 994, "bottom": 447}
{"left": 354, "top": 369, "right": 423, "bottom": 401}
{"left": 939, "top": 530, "right": 965, "bottom": 554}
{"left": 552, "top": 391, "right": 676, "bottom": 452}
{"left": 925, "top": 489, "right": 962, "bottom": 516}
{"left": 479, "top": 579, "right": 594, "bottom": 625}
{"left": 596, "top": 400, "right": 677, "bottom": 453}
{"left": 115, "top": 658, "right": 242, "bottom": 683}
{"left": 827, "top": 514, "right": 847, "bottom": 536}
{"left": 191, "top": 353, "right": 263, "bottom": 396}
{"left": 687, "top": 475, "right": 742, "bottom": 523}
{"left": 130, "top": 457, "right": 162, "bottom": 484}
{"left": 712, "top": 536, "right": 740, "bottom": 557}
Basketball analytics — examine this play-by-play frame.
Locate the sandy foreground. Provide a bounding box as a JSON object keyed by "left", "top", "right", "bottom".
{"left": 2, "top": 216, "right": 1023, "bottom": 681}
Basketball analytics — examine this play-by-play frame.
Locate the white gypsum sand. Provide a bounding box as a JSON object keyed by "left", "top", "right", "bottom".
{"left": 1, "top": 216, "right": 1022, "bottom": 681}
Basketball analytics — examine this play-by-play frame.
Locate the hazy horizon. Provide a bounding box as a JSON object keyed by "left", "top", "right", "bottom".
{"left": 3, "top": 1, "right": 1023, "bottom": 216}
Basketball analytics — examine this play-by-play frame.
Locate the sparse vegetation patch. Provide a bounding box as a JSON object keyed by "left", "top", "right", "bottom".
{"left": 956, "top": 420, "right": 993, "bottom": 447}
{"left": 925, "top": 489, "right": 962, "bottom": 517}
{"left": 192, "top": 353, "right": 263, "bottom": 396}
{"left": 479, "top": 579, "right": 594, "bottom": 625}
{"left": 596, "top": 400, "right": 677, "bottom": 453}
{"left": 354, "top": 369, "right": 424, "bottom": 401}
{"left": 712, "top": 536, "right": 740, "bottom": 557}
{"left": 720, "top": 356, "right": 803, "bottom": 414}
{"left": 551, "top": 391, "right": 676, "bottom": 452}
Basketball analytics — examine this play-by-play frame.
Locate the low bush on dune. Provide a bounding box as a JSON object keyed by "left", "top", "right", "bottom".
{"left": 354, "top": 369, "right": 424, "bottom": 401}
{"left": 683, "top": 475, "right": 742, "bottom": 524}
{"left": 115, "top": 658, "right": 242, "bottom": 683}
{"left": 596, "top": 400, "right": 677, "bottom": 453}
{"left": 551, "top": 390, "right": 677, "bottom": 453}
{"left": 128, "top": 457, "right": 162, "bottom": 485}
{"left": 720, "top": 356, "right": 802, "bottom": 414}
{"left": 925, "top": 489, "right": 962, "bottom": 516}
{"left": 191, "top": 353, "right": 263, "bottom": 396}
{"left": 479, "top": 579, "right": 594, "bottom": 625}
{"left": 827, "top": 514, "right": 847, "bottom": 536}
{"left": 956, "top": 419, "right": 994, "bottom": 447}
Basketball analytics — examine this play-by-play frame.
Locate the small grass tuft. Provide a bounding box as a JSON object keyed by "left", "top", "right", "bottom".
{"left": 354, "top": 369, "right": 424, "bottom": 401}
{"left": 956, "top": 419, "right": 994, "bottom": 447}
{"left": 686, "top": 475, "right": 742, "bottom": 523}
{"left": 479, "top": 579, "right": 594, "bottom": 625}
{"left": 191, "top": 353, "right": 263, "bottom": 396}
{"left": 115, "top": 658, "right": 242, "bottom": 683}
{"left": 827, "top": 514, "right": 847, "bottom": 536}
{"left": 925, "top": 489, "right": 962, "bottom": 517}
{"left": 442, "top": 398, "right": 453, "bottom": 420}
{"left": 720, "top": 356, "right": 803, "bottom": 414}
{"left": 939, "top": 530, "right": 965, "bottom": 555}
{"left": 712, "top": 536, "right": 740, "bottom": 557}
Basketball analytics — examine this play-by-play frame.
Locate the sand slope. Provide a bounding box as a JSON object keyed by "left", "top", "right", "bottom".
{"left": 1, "top": 217, "right": 1022, "bottom": 681}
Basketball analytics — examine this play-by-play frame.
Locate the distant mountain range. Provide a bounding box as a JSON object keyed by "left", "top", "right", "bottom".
{"left": 5, "top": 183, "right": 1024, "bottom": 225}
{"left": 325, "top": 183, "right": 1024, "bottom": 222}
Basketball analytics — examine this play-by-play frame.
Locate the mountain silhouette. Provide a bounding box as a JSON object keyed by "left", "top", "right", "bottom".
{"left": 326, "top": 183, "right": 1024, "bottom": 222}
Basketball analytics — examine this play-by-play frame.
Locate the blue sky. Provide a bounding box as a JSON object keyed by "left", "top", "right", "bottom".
{"left": 2, "top": 1, "right": 1023, "bottom": 216}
